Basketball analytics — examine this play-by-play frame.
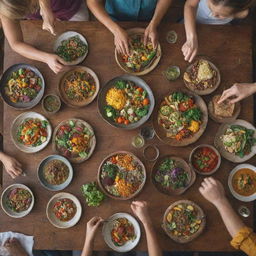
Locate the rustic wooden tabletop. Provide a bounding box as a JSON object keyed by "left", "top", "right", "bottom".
{"left": 0, "top": 21, "right": 254, "bottom": 252}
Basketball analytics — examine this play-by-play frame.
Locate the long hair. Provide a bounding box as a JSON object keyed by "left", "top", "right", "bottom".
{"left": 0, "top": 0, "right": 39, "bottom": 19}
{"left": 211, "top": 0, "right": 256, "bottom": 12}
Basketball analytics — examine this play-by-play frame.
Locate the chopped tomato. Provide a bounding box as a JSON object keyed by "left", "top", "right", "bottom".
{"left": 143, "top": 98, "right": 149, "bottom": 105}
{"left": 124, "top": 120, "right": 130, "bottom": 125}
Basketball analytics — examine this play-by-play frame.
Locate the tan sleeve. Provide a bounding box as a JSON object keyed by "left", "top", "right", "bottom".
{"left": 230, "top": 226, "right": 256, "bottom": 256}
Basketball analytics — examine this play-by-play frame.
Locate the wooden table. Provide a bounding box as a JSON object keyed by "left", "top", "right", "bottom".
{"left": 0, "top": 21, "right": 254, "bottom": 252}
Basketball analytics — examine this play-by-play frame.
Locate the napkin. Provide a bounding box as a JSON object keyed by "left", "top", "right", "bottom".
{"left": 0, "top": 231, "right": 34, "bottom": 256}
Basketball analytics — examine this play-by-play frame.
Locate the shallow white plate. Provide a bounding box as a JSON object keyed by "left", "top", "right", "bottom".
{"left": 46, "top": 192, "right": 82, "bottom": 229}
{"left": 228, "top": 163, "right": 256, "bottom": 202}
{"left": 53, "top": 31, "right": 88, "bottom": 65}
{"left": 1, "top": 184, "right": 34, "bottom": 218}
{"left": 11, "top": 112, "right": 52, "bottom": 153}
{"left": 102, "top": 213, "right": 141, "bottom": 252}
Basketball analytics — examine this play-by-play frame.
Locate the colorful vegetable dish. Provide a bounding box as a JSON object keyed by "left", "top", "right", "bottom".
{"left": 221, "top": 125, "right": 256, "bottom": 158}
{"left": 154, "top": 158, "right": 189, "bottom": 190}
{"left": 17, "top": 118, "right": 48, "bottom": 147}
{"left": 43, "top": 160, "right": 69, "bottom": 185}
{"left": 184, "top": 59, "right": 218, "bottom": 91}
{"left": 165, "top": 203, "right": 203, "bottom": 239}
{"left": 53, "top": 198, "right": 77, "bottom": 222}
{"left": 191, "top": 146, "right": 219, "bottom": 174}
{"left": 4, "top": 68, "right": 42, "bottom": 103}
{"left": 100, "top": 153, "right": 145, "bottom": 199}
{"left": 56, "top": 35, "right": 88, "bottom": 62}
{"left": 63, "top": 70, "right": 96, "bottom": 103}
{"left": 111, "top": 218, "right": 136, "bottom": 246}
{"left": 6, "top": 188, "right": 32, "bottom": 213}
{"left": 54, "top": 120, "right": 94, "bottom": 160}
{"left": 232, "top": 168, "right": 256, "bottom": 196}
{"left": 158, "top": 92, "right": 202, "bottom": 141}
{"left": 120, "top": 34, "right": 156, "bottom": 72}
{"left": 104, "top": 80, "right": 150, "bottom": 126}
{"left": 81, "top": 182, "right": 105, "bottom": 207}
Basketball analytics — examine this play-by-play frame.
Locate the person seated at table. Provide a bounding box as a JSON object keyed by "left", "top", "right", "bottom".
{"left": 182, "top": 0, "right": 255, "bottom": 62}
{"left": 86, "top": 0, "right": 172, "bottom": 55}
{"left": 218, "top": 82, "right": 256, "bottom": 104}
{"left": 81, "top": 201, "right": 162, "bottom": 256}
{"left": 0, "top": 0, "right": 89, "bottom": 74}
{"left": 199, "top": 177, "right": 256, "bottom": 256}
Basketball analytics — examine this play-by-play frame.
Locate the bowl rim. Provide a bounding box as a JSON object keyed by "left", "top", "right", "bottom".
{"left": 41, "top": 93, "right": 61, "bottom": 114}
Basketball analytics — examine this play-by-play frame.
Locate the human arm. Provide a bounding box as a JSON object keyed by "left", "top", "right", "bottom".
{"left": 81, "top": 217, "right": 103, "bottom": 256}
{"left": 218, "top": 83, "right": 256, "bottom": 104}
{"left": 131, "top": 201, "right": 162, "bottom": 256}
{"left": 182, "top": 0, "right": 199, "bottom": 62}
{"left": 86, "top": 0, "right": 130, "bottom": 55}
{"left": 0, "top": 15, "right": 65, "bottom": 73}
{"left": 0, "top": 151, "right": 22, "bottom": 179}
{"left": 144, "top": 0, "right": 173, "bottom": 48}
{"left": 39, "top": 0, "right": 56, "bottom": 35}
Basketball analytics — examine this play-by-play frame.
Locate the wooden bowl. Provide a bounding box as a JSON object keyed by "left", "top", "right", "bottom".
{"left": 58, "top": 66, "right": 100, "bottom": 108}
{"left": 189, "top": 144, "right": 221, "bottom": 176}
{"left": 115, "top": 28, "right": 161, "bottom": 76}
{"left": 52, "top": 118, "right": 96, "bottom": 164}
{"left": 183, "top": 58, "right": 221, "bottom": 95}
{"left": 42, "top": 94, "right": 61, "bottom": 114}
{"left": 153, "top": 90, "right": 208, "bottom": 147}
{"left": 151, "top": 155, "right": 196, "bottom": 196}
{"left": 162, "top": 200, "right": 206, "bottom": 243}
{"left": 98, "top": 151, "right": 146, "bottom": 200}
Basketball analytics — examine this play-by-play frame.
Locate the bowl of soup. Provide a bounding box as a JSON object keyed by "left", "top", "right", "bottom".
{"left": 228, "top": 164, "right": 256, "bottom": 202}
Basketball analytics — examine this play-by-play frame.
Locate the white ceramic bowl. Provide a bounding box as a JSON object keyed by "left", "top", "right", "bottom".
{"left": 1, "top": 184, "right": 34, "bottom": 218}
{"left": 102, "top": 213, "right": 141, "bottom": 252}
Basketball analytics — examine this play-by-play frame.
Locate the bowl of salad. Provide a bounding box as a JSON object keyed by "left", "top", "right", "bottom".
{"left": 37, "top": 155, "right": 73, "bottom": 191}
{"left": 189, "top": 144, "right": 221, "bottom": 175}
{"left": 0, "top": 63, "right": 45, "bottom": 110}
{"left": 153, "top": 90, "right": 208, "bottom": 146}
{"left": 98, "top": 151, "right": 146, "bottom": 200}
{"left": 54, "top": 31, "right": 88, "bottom": 65}
{"left": 52, "top": 118, "right": 96, "bottom": 163}
{"left": 11, "top": 112, "right": 52, "bottom": 153}
{"left": 214, "top": 119, "right": 256, "bottom": 163}
{"left": 102, "top": 213, "right": 141, "bottom": 252}
{"left": 98, "top": 74, "right": 155, "bottom": 130}
{"left": 115, "top": 28, "right": 161, "bottom": 76}
{"left": 162, "top": 200, "right": 206, "bottom": 243}
{"left": 1, "top": 184, "right": 34, "bottom": 218}
{"left": 46, "top": 192, "right": 82, "bottom": 229}
{"left": 59, "top": 66, "right": 100, "bottom": 108}
{"left": 151, "top": 156, "right": 196, "bottom": 196}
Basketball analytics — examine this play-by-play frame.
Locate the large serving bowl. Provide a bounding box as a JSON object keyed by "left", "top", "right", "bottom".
{"left": 37, "top": 155, "right": 73, "bottom": 191}
{"left": 98, "top": 74, "right": 155, "bottom": 130}
{"left": 11, "top": 111, "right": 52, "bottom": 153}
{"left": 98, "top": 151, "right": 146, "bottom": 200}
{"left": 115, "top": 27, "right": 161, "bottom": 76}
{"left": 0, "top": 63, "right": 45, "bottom": 110}
{"left": 1, "top": 184, "right": 34, "bottom": 218}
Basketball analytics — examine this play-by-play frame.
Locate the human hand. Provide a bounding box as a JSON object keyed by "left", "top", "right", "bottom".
{"left": 131, "top": 201, "right": 150, "bottom": 225}
{"left": 41, "top": 8, "right": 56, "bottom": 35}
{"left": 113, "top": 27, "right": 130, "bottom": 55}
{"left": 45, "top": 54, "right": 66, "bottom": 74}
{"left": 0, "top": 152, "right": 22, "bottom": 179}
{"left": 144, "top": 23, "right": 158, "bottom": 49}
{"left": 85, "top": 216, "right": 103, "bottom": 244}
{"left": 182, "top": 36, "right": 198, "bottom": 62}
{"left": 218, "top": 83, "right": 256, "bottom": 104}
{"left": 4, "top": 238, "right": 28, "bottom": 256}
{"left": 199, "top": 177, "right": 226, "bottom": 207}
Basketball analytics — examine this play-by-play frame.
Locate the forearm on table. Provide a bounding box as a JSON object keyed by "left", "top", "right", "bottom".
{"left": 149, "top": 0, "right": 173, "bottom": 28}
{"left": 86, "top": 0, "right": 121, "bottom": 34}
{"left": 184, "top": 0, "right": 199, "bottom": 40}
{"left": 214, "top": 198, "right": 245, "bottom": 238}
{"left": 143, "top": 220, "right": 162, "bottom": 256}
{"left": 246, "top": 82, "right": 256, "bottom": 95}
{"left": 0, "top": 151, "right": 6, "bottom": 162}
{"left": 81, "top": 240, "right": 94, "bottom": 256}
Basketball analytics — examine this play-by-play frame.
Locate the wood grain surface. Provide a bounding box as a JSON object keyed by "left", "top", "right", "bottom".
{"left": 0, "top": 21, "right": 254, "bottom": 252}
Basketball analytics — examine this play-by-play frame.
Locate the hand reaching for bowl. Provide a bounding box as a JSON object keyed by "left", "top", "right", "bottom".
{"left": 144, "top": 23, "right": 158, "bottom": 49}
{"left": 40, "top": 4, "right": 56, "bottom": 36}
{"left": 131, "top": 201, "right": 151, "bottom": 225}
{"left": 182, "top": 36, "right": 198, "bottom": 63}
{"left": 45, "top": 54, "right": 67, "bottom": 74}
{"left": 113, "top": 27, "right": 130, "bottom": 56}
{"left": 85, "top": 216, "right": 104, "bottom": 244}
{"left": 218, "top": 83, "right": 256, "bottom": 104}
